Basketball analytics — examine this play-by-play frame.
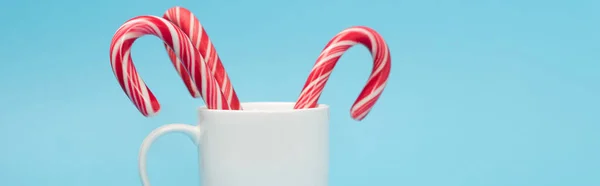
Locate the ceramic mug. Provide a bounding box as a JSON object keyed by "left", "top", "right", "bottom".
{"left": 139, "top": 102, "right": 329, "bottom": 186}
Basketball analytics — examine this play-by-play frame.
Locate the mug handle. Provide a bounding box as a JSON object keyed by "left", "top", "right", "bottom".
{"left": 138, "top": 123, "right": 202, "bottom": 186}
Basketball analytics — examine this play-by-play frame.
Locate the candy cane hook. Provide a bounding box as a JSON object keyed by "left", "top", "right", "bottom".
{"left": 162, "top": 6, "right": 242, "bottom": 110}
{"left": 110, "top": 15, "right": 230, "bottom": 117}
{"left": 110, "top": 17, "right": 200, "bottom": 100}
{"left": 294, "top": 26, "right": 391, "bottom": 121}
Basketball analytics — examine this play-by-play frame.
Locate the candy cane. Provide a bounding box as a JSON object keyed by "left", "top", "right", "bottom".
{"left": 162, "top": 6, "right": 242, "bottom": 110}
{"left": 294, "top": 26, "right": 391, "bottom": 121}
{"left": 110, "top": 17, "right": 202, "bottom": 103}
{"left": 110, "top": 15, "right": 230, "bottom": 117}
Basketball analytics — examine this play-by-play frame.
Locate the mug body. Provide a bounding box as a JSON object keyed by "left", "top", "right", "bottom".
{"left": 198, "top": 102, "right": 329, "bottom": 186}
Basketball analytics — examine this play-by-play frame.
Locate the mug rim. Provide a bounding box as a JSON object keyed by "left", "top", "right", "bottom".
{"left": 197, "top": 102, "right": 329, "bottom": 113}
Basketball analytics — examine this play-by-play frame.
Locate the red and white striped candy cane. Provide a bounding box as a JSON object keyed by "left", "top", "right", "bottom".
{"left": 294, "top": 26, "right": 391, "bottom": 121}
{"left": 162, "top": 6, "right": 242, "bottom": 110}
{"left": 110, "top": 15, "right": 230, "bottom": 117}
{"left": 110, "top": 17, "right": 200, "bottom": 101}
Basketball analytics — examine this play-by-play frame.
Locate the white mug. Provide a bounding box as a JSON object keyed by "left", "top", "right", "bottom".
{"left": 139, "top": 102, "right": 329, "bottom": 186}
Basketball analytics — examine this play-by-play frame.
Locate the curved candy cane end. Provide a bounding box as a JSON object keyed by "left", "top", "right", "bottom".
{"left": 139, "top": 108, "right": 160, "bottom": 117}
{"left": 350, "top": 110, "right": 369, "bottom": 121}
{"left": 352, "top": 117, "right": 364, "bottom": 121}
{"left": 148, "top": 100, "right": 161, "bottom": 117}
{"left": 139, "top": 93, "right": 161, "bottom": 117}
{"left": 145, "top": 110, "right": 160, "bottom": 117}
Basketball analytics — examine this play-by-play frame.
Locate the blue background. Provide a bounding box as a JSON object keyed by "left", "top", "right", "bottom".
{"left": 0, "top": 0, "right": 598, "bottom": 185}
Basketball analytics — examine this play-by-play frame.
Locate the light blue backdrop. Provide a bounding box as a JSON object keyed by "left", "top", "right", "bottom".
{"left": 0, "top": 0, "right": 598, "bottom": 185}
